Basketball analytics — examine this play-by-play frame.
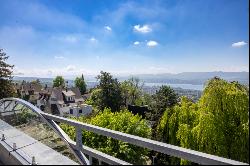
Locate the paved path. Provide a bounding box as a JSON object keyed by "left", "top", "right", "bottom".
{"left": 0, "top": 119, "right": 78, "bottom": 165}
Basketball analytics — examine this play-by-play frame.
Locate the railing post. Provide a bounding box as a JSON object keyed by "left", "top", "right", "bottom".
{"left": 76, "top": 127, "right": 82, "bottom": 150}
{"left": 89, "top": 156, "right": 92, "bottom": 165}
{"left": 32, "top": 156, "right": 37, "bottom": 165}
{"left": 152, "top": 155, "right": 156, "bottom": 165}
{"left": 13, "top": 143, "right": 17, "bottom": 151}
{"left": 1, "top": 134, "right": 5, "bottom": 141}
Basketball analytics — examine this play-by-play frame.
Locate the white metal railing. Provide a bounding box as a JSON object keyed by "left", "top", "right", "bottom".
{"left": 0, "top": 98, "right": 248, "bottom": 165}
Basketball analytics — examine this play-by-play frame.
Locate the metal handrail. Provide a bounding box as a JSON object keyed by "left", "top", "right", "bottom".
{"left": 0, "top": 98, "right": 248, "bottom": 165}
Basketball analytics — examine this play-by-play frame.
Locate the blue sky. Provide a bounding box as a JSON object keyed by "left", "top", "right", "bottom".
{"left": 0, "top": 0, "right": 249, "bottom": 77}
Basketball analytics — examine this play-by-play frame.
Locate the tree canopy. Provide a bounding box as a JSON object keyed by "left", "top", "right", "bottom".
{"left": 147, "top": 85, "right": 179, "bottom": 122}
{"left": 0, "top": 49, "right": 15, "bottom": 99}
{"left": 75, "top": 74, "right": 87, "bottom": 95}
{"left": 96, "top": 71, "right": 123, "bottom": 112}
{"left": 60, "top": 108, "right": 151, "bottom": 164}
{"left": 156, "top": 77, "right": 249, "bottom": 164}
{"left": 53, "top": 76, "right": 65, "bottom": 88}
{"left": 120, "top": 77, "right": 144, "bottom": 106}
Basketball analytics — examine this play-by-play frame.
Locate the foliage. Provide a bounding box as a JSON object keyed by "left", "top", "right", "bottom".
{"left": 120, "top": 77, "right": 144, "bottom": 106}
{"left": 0, "top": 49, "right": 15, "bottom": 99}
{"left": 156, "top": 77, "right": 249, "bottom": 164}
{"left": 147, "top": 85, "right": 179, "bottom": 122}
{"left": 74, "top": 74, "right": 87, "bottom": 95}
{"left": 53, "top": 76, "right": 65, "bottom": 88}
{"left": 31, "top": 79, "right": 41, "bottom": 85}
{"left": 85, "top": 88, "right": 102, "bottom": 106}
{"left": 189, "top": 78, "right": 249, "bottom": 163}
{"left": 60, "top": 108, "right": 151, "bottom": 164}
{"left": 96, "top": 71, "right": 123, "bottom": 112}
{"left": 18, "top": 109, "right": 36, "bottom": 124}
{"left": 141, "top": 92, "right": 153, "bottom": 106}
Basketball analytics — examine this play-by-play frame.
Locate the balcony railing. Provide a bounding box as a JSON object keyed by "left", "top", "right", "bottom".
{"left": 0, "top": 98, "right": 248, "bottom": 165}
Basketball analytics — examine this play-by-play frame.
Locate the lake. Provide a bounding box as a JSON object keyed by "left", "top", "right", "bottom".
{"left": 144, "top": 83, "right": 204, "bottom": 91}
{"left": 86, "top": 81, "right": 204, "bottom": 91}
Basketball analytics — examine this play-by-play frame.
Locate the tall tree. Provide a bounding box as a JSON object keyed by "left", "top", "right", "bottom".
{"left": 53, "top": 76, "right": 65, "bottom": 88}
{"left": 74, "top": 74, "right": 87, "bottom": 95}
{"left": 121, "top": 77, "right": 144, "bottom": 106}
{"left": 96, "top": 71, "right": 123, "bottom": 112}
{"left": 0, "top": 49, "right": 15, "bottom": 99}
{"left": 157, "top": 77, "right": 249, "bottom": 164}
{"left": 147, "top": 85, "right": 178, "bottom": 122}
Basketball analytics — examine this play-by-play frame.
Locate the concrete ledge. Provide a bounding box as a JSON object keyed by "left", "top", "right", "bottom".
{"left": 0, "top": 119, "right": 78, "bottom": 165}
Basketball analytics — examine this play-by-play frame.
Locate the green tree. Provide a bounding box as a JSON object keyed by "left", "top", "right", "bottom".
{"left": 188, "top": 78, "right": 249, "bottom": 163}
{"left": 96, "top": 71, "right": 123, "bottom": 112}
{"left": 75, "top": 74, "right": 87, "bottom": 95}
{"left": 85, "top": 88, "right": 102, "bottom": 106}
{"left": 0, "top": 49, "right": 15, "bottom": 99}
{"left": 31, "top": 79, "right": 41, "bottom": 85}
{"left": 53, "top": 76, "right": 65, "bottom": 88}
{"left": 157, "top": 77, "right": 249, "bottom": 164}
{"left": 60, "top": 108, "right": 151, "bottom": 164}
{"left": 147, "top": 85, "right": 179, "bottom": 122}
{"left": 121, "top": 77, "right": 144, "bottom": 106}
{"left": 156, "top": 96, "right": 197, "bottom": 165}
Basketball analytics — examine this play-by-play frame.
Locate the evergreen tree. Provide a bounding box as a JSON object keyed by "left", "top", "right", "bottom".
{"left": 75, "top": 74, "right": 87, "bottom": 95}
{"left": 0, "top": 49, "right": 15, "bottom": 99}
{"left": 96, "top": 71, "right": 123, "bottom": 112}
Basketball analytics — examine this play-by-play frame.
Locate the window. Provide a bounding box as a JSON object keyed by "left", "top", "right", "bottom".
{"left": 70, "top": 109, "right": 73, "bottom": 114}
{"left": 79, "top": 110, "right": 82, "bottom": 114}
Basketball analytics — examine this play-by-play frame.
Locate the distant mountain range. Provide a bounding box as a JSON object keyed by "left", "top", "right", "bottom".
{"left": 120, "top": 71, "right": 249, "bottom": 85}
{"left": 13, "top": 71, "right": 249, "bottom": 86}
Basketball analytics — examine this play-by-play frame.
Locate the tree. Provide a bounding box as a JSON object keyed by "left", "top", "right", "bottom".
{"left": 121, "top": 77, "right": 144, "bottom": 106}
{"left": 157, "top": 77, "right": 249, "bottom": 164}
{"left": 85, "top": 88, "right": 102, "bottom": 106}
{"left": 60, "top": 108, "right": 151, "bottom": 164}
{"left": 74, "top": 74, "right": 87, "bottom": 95}
{"left": 156, "top": 96, "right": 197, "bottom": 165}
{"left": 188, "top": 78, "right": 249, "bottom": 163}
{"left": 31, "top": 78, "right": 41, "bottom": 84}
{"left": 53, "top": 76, "right": 65, "bottom": 88}
{"left": 0, "top": 49, "right": 15, "bottom": 99}
{"left": 96, "top": 71, "right": 123, "bottom": 112}
{"left": 146, "top": 85, "right": 178, "bottom": 122}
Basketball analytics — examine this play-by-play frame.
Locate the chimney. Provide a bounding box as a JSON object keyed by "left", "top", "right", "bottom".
{"left": 66, "top": 81, "right": 68, "bottom": 92}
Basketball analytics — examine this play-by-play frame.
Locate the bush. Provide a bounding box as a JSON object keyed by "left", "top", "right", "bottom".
{"left": 60, "top": 108, "right": 151, "bottom": 164}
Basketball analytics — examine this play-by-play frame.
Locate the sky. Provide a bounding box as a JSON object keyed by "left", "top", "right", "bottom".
{"left": 0, "top": 0, "right": 249, "bottom": 78}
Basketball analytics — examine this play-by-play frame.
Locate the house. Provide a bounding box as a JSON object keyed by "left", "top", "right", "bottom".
{"left": 16, "top": 81, "right": 42, "bottom": 104}
{"left": 49, "top": 87, "right": 92, "bottom": 117}
{"left": 37, "top": 86, "right": 53, "bottom": 111}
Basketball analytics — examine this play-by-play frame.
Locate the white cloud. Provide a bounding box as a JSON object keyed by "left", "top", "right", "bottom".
{"left": 104, "top": 26, "right": 112, "bottom": 31}
{"left": 134, "top": 41, "right": 140, "bottom": 45}
{"left": 90, "top": 37, "right": 98, "bottom": 43}
{"left": 54, "top": 56, "right": 65, "bottom": 59}
{"left": 66, "top": 65, "right": 76, "bottom": 71}
{"left": 133, "top": 24, "right": 152, "bottom": 33}
{"left": 147, "top": 40, "right": 158, "bottom": 47}
{"left": 232, "top": 41, "right": 247, "bottom": 48}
